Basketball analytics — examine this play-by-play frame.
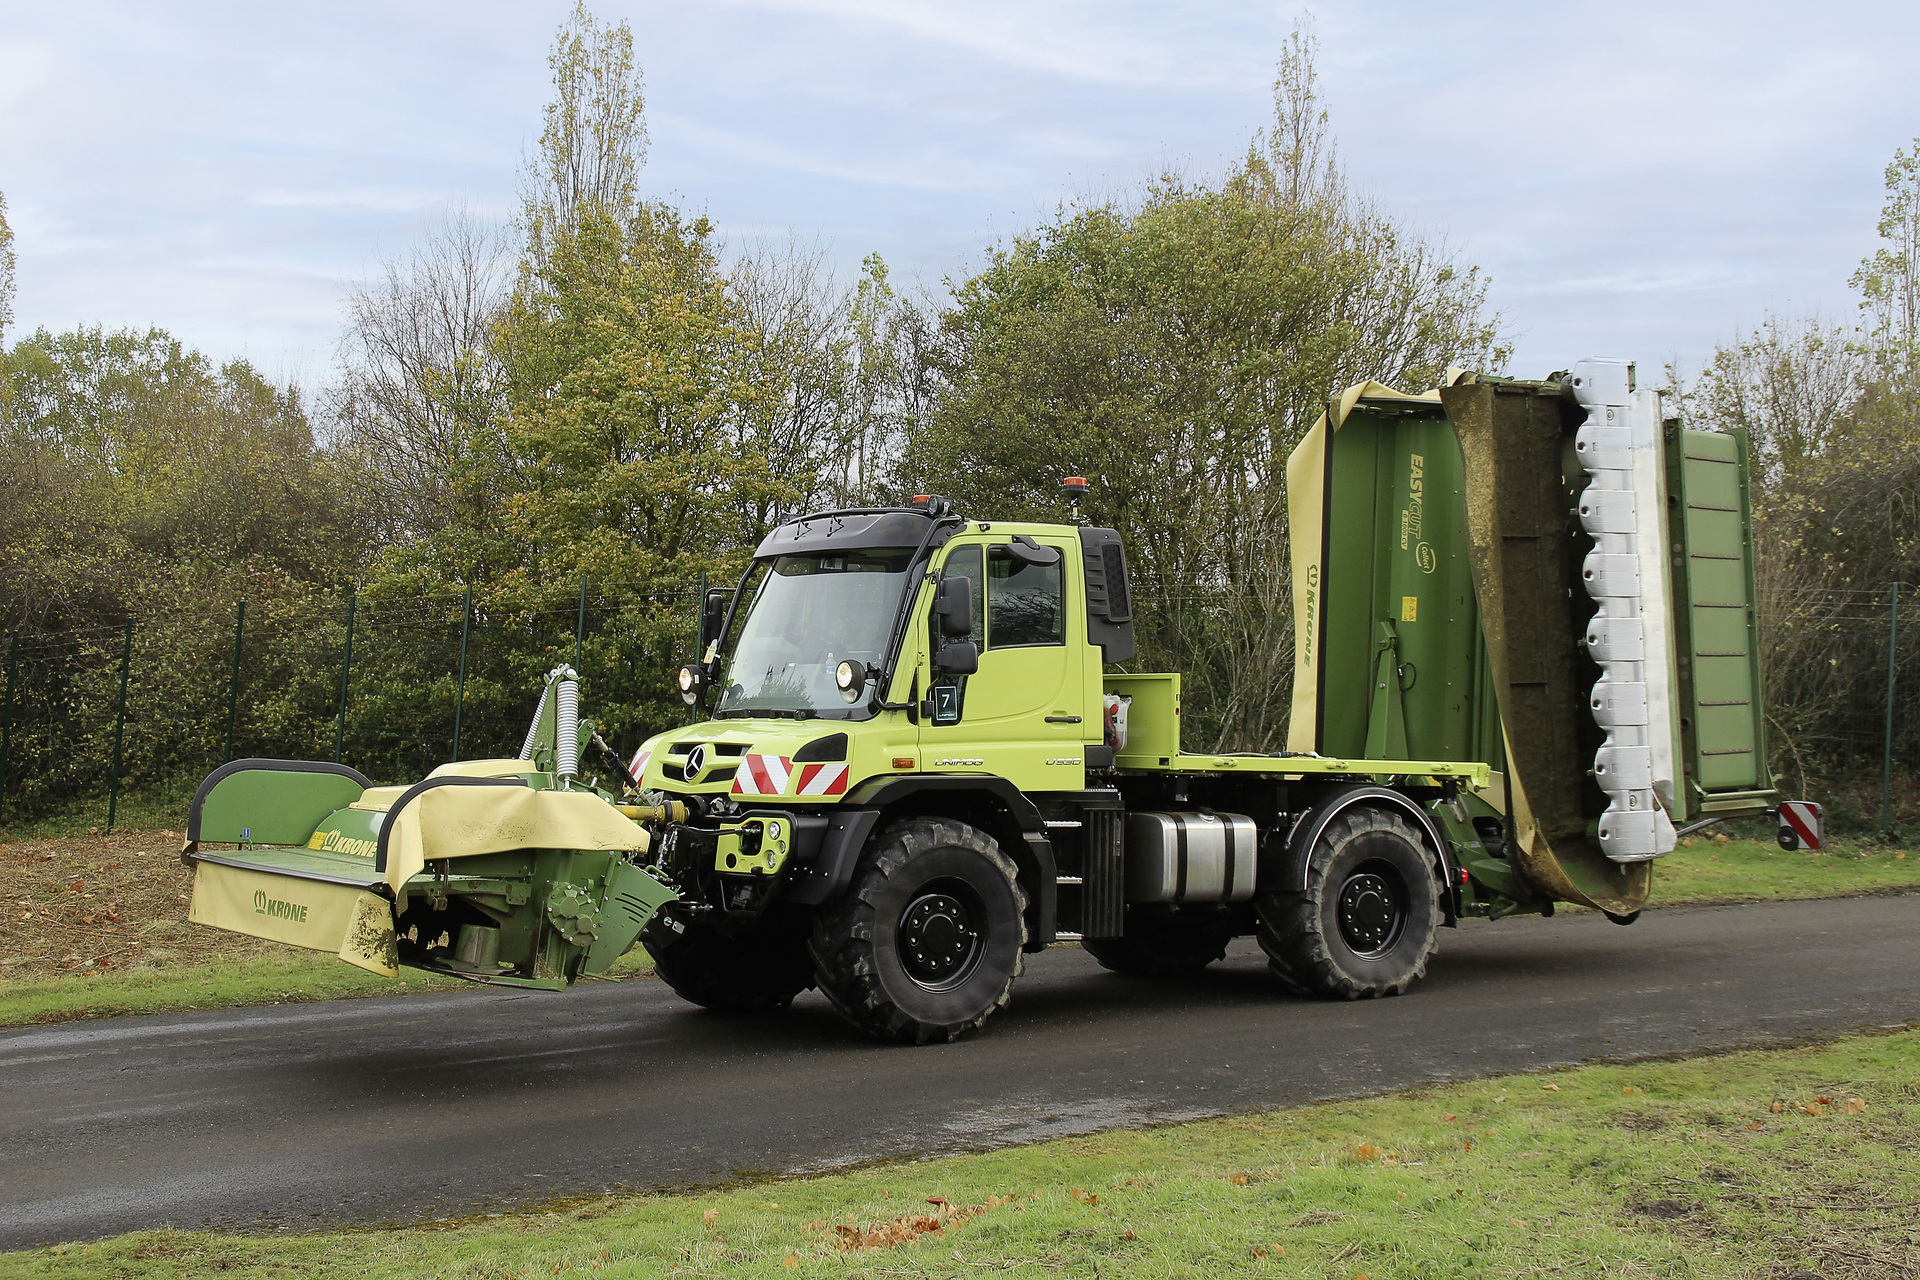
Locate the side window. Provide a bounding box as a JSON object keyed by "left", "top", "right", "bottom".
{"left": 937, "top": 543, "right": 986, "bottom": 641}
{"left": 987, "top": 546, "right": 1064, "bottom": 647}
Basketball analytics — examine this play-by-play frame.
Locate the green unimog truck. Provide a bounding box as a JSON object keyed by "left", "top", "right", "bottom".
{"left": 181, "top": 359, "right": 1775, "bottom": 1042}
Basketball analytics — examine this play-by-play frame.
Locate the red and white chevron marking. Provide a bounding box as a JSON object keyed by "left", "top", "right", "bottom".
{"left": 731, "top": 753, "right": 792, "bottom": 796}
{"left": 628, "top": 748, "right": 652, "bottom": 778}
{"left": 796, "top": 762, "right": 849, "bottom": 796}
{"left": 1780, "top": 800, "right": 1824, "bottom": 850}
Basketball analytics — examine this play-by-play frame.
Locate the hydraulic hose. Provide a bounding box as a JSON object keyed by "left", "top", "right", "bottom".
{"left": 519, "top": 679, "right": 552, "bottom": 762}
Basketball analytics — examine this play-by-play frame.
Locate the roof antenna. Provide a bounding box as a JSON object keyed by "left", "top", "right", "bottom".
{"left": 1061, "top": 475, "right": 1090, "bottom": 526}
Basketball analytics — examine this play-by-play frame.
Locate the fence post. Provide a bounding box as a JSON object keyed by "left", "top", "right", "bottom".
{"left": 452, "top": 580, "right": 473, "bottom": 762}
{"left": 574, "top": 574, "right": 587, "bottom": 675}
{"left": 1885, "top": 582, "right": 1901, "bottom": 840}
{"left": 334, "top": 593, "right": 355, "bottom": 764}
{"left": 106, "top": 618, "right": 134, "bottom": 832}
{"left": 0, "top": 629, "right": 17, "bottom": 822}
{"left": 224, "top": 599, "right": 245, "bottom": 764}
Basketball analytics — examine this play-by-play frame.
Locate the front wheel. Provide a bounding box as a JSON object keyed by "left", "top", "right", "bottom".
{"left": 809, "top": 818, "right": 1028, "bottom": 1044}
{"left": 1257, "top": 806, "right": 1440, "bottom": 999}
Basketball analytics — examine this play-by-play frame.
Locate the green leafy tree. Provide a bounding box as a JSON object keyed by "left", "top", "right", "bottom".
{"left": 1850, "top": 137, "right": 1920, "bottom": 361}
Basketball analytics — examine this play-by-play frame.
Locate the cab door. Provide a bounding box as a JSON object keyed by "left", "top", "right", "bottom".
{"left": 919, "top": 535, "right": 1086, "bottom": 792}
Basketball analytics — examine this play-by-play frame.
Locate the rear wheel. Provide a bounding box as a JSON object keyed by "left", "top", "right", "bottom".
{"left": 809, "top": 818, "right": 1027, "bottom": 1044}
{"left": 1257, "top": 807, "right": 1439, "bottom": 999}
{"left": 643, "top": 912, "right": 815, "bottom": 1013}
{"left": 1081, "top": 909, "right": 1234, "bottom": 977}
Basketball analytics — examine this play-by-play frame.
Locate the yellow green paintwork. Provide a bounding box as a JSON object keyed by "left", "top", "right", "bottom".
{"left": 714, "top": 815, "right": 792, "bottom": 875}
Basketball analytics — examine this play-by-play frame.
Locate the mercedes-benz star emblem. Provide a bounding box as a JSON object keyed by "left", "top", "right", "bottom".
{"left": 683, "top": 745, "right": 708, "bottom": 781}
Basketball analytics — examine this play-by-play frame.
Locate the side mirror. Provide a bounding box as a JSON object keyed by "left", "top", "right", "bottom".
{"left": 933, "top": 575, "right": 974, "bottom": 638}
{"left": 700, "top": 588, "right": 733, "bottom": 654}
{"left": 933, "top": 639, "right": 979, "bottom": 675}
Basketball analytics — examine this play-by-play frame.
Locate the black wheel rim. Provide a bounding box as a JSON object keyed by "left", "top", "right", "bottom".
{"left": 1336, "top": 861, "right": 1407, "bottom": 959}
{"left": 897, "top": 883, "right": 984, "bottom": 990}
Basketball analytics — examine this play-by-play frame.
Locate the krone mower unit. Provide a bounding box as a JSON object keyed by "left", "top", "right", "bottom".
{"left": 181, "top": 358, "right": 1774, "bottom": 1043}
{"left": 181, "top": 666, "right": 677, "bottom": 989}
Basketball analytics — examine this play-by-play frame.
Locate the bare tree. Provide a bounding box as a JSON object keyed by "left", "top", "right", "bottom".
{"left": 0, "top": 189, "right": 16, "bottom": 348}
{"left": 329, "top": 208, "right": 514, "bottom": 542}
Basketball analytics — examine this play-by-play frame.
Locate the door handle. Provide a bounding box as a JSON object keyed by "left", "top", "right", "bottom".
{"left": 1045, "top": 715, "right": 1082, "bottom": 724}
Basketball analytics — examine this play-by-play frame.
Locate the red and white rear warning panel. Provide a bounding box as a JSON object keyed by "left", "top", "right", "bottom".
{"left": 1778, "top": 801, "right": 1824, "bottom": 851}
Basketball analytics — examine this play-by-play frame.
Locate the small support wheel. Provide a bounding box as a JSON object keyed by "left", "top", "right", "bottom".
{"left": 1081, "top": 909, "right": 1234, "bottom": 977}
{"left": 1257, "top": 806, "right": 1441, "bottom": 999}
{"left": 643, "top": 912, "right": 815, "bottom": 1013}
{"left": 809, "top": 818, "right": 1027, "bottom": 1044}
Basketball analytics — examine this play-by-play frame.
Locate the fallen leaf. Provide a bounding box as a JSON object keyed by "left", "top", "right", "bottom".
{"left": 1769, "top": 1101, "right": 1784, "bottom": 1113}
{"left": 1801, "top": 1103, "right": 1828, "bottom": 1116}
{"left": 782, "top": 1255, "right": 799, "bottom": 1269}
{"left": 1843, "top": 1098, "right": 1867, "bottom": 1114}
{"left": 1621, "top": 1086, "right": 1642, "bottom": 1096}
{"left": 1541, "top": 1084, "right": 1560, "bottom": 1092}
{"left": 1124, "top": 1228, "right": 1137, "bottom": 1241}
{"left": 925, "top": 1197, "right": 946, "bottom": 1207}
{"left": 1355, "top": 1144, "right": 1381, "bottom": 1161}
{"left": 1509, "top": 1217, "right": 1526, "bottom": 1228}
{"left": 701, "top": 1208, "right": 718, "bottom": 1228}
{"left": 1443, "top": 1113, "right": 1456, "bottom": 1123}
{"left": 1814, "top": 1095, "right": 1834, "bottom": 1105}
{"left": 1251, "top": 1246, "right": 1267, "bottom": 1258}
{"left": 1230, "top": 1173, "right": 1251, "bottom": 1186}
{"left": 1068, "top": 1188, "right": 1101, "bottom": 1206}
{"left": 1745, "top": 1121, "right": 1764, "bottom": 1130}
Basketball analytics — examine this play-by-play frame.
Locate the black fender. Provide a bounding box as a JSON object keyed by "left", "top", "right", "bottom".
{"left": 374, "top": 775, "right": 528, "bottom": 873}
{"left": 1262, "top": 785, "right": 1461, "bottom": 926}
{"left": 790, "top": 775, "right": 1057, "bottom": 950}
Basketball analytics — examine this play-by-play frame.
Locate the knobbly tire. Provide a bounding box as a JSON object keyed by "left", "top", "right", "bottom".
{"left": 644, "top": 913, "right": 816, "bottom": 1013}
{"left": 1081, "top": 909, "right": 1234, "bottom": 977}
{"left": 809, "top": 818, "right": 1028, "bottom": 1044}
{"left": 1257, "top": 807, "right": 1440, "bottom": 999}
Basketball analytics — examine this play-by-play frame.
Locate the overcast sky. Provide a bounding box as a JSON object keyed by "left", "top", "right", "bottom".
{"left": 3, "top": 0, "right": 1916, "bottom": 390}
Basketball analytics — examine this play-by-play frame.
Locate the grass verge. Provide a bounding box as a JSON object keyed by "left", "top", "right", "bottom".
{"left": 1650, "top": 835, "right": 1920, "bottom": 905}
{"left": 6, "top": 1029, "right": 1916, "bottom": 1278}
{"left": 0, "top": 944, "right": 656, "bottom": 1029}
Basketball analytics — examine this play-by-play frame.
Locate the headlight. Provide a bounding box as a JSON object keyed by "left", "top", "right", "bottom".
{"left": 835, "top": 658, "right": 867, "bottom": 703}
{"left": 676, "top": 663, "right": 706, "bottom": 705}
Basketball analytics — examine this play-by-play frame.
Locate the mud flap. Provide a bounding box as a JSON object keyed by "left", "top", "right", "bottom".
{"left": 188, "top": 862, "right": 398, "bottom": 977}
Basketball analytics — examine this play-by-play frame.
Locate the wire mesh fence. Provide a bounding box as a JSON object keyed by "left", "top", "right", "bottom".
{"left": 0, "top": 578, "right": 1911, "bottom": 830}
{"left": 0, "top": 579, "right": 711, "bottom": 827}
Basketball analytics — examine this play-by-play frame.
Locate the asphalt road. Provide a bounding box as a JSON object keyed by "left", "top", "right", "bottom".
{"left": 4, "top": 893, "right": 1918, "bottom": 1248}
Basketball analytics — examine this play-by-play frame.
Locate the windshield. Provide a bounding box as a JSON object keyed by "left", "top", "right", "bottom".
{"left": 715, "top": 548, "right": 914, "bottom": 717}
